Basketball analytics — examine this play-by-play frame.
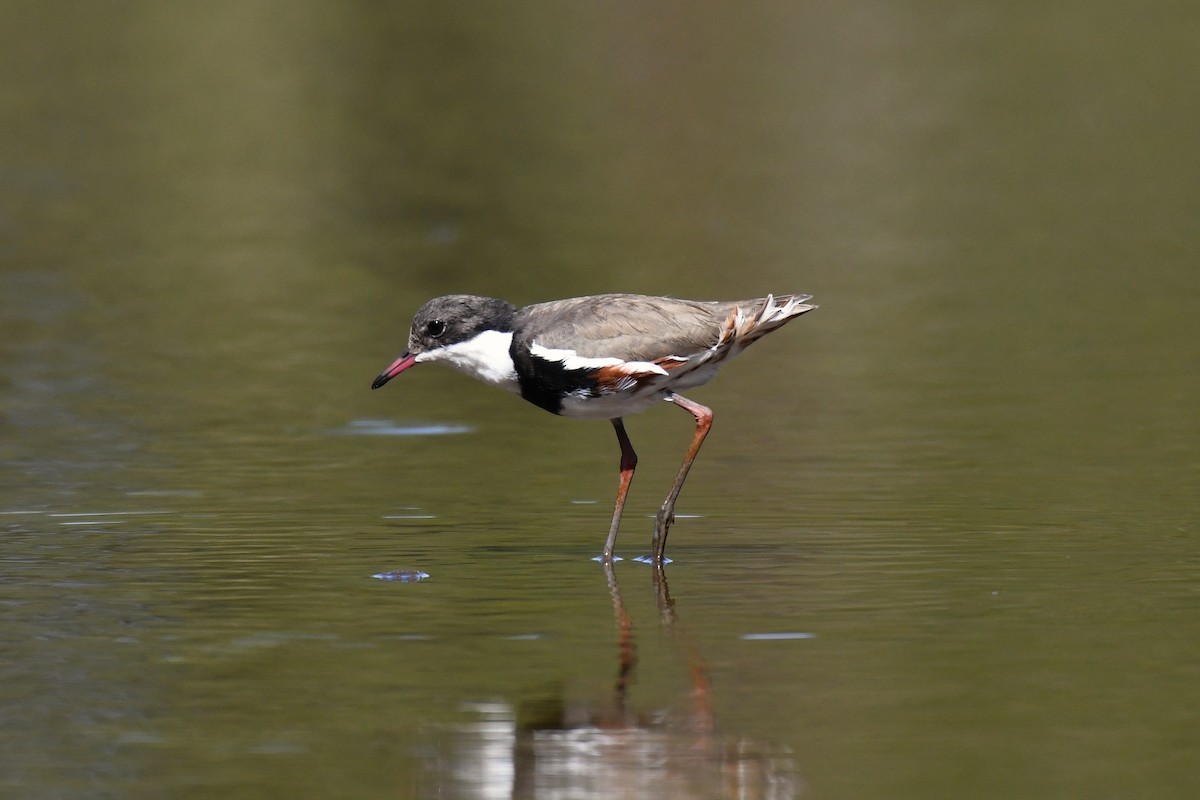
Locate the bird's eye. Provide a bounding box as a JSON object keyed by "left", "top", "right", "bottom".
{"left": 426, "top": 319, "right": 447, "bottom": 338}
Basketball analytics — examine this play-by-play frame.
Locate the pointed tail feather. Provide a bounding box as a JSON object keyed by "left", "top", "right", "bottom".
{"left": 726, "top": 293, "right": 817, "bottom": 345}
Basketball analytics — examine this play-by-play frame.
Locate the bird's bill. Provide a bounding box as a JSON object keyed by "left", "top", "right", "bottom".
{"left": 371, "top": 353, "right": 418, "bottom": 389}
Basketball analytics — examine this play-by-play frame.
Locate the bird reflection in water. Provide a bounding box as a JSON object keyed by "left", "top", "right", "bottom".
{"left": 420, "top": 566, "right": 799, "bottom": 799}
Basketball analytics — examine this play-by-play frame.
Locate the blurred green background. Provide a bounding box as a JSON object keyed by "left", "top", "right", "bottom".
{"left": 2, "top": 2, "right": 1197, "bottom": 798}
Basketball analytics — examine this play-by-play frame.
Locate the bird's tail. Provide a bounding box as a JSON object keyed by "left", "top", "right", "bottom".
{"left": 719, "top": 293, "right": 817, "bottom": 349}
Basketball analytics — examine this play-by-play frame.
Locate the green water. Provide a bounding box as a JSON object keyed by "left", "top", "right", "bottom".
{"left": 2, "top": 2, "right": 1198, "bottom": 798}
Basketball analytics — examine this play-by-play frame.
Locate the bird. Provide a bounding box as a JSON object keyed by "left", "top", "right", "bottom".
{"left": 370, "top": 292, "right": 816, "bottom": 565}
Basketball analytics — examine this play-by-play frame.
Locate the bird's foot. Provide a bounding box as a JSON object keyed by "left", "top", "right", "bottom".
{"left": 648, "top": 508, "right": 675, "bottom": 566}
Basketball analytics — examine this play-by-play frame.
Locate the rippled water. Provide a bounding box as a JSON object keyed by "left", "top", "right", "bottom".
{"left": 3, "top": 2, "right": 1199, "bottom": 798}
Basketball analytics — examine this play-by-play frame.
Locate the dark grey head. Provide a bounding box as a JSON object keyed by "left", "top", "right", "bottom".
{"left": 406, "top": 295, "right": 517, "bottom": 354}
{"left": 371, "top": 295, "right": 517, "bottom": 389}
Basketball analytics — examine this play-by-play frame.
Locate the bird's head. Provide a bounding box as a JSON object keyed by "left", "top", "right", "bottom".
{"left": 370, "top": 295, "right": 517, "bottom": 389}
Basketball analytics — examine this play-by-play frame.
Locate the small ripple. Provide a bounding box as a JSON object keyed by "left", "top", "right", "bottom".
{"left": 372, "top": 570, "right": 430, "bottom": 582}
{"left": 740, "top": 632, "right": 817, "bottom": 641}
{"left": 48, "top": 511, "right": 177, "bottom": 517}
{"left": 330, "top": 419, "right": 472, "bottom": 436}
{"left": 115, "top": 731, "right": 167, "bottom": 746}
{"left": 247, "top": 740, "right": 308, "bottom": 755}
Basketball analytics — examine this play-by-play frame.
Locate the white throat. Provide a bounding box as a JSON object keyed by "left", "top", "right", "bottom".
{"left": 416, "top": 330, "right": 519, "bottom": 392}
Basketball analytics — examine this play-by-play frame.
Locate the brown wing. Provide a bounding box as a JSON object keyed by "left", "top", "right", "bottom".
{"left": 515, "top": 294, "right": 754, "bottom": 361}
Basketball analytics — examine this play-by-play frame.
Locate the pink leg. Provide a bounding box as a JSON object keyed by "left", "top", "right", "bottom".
{"left": 651, "top": 394, "right": 713, "bottom": 565}
{"left": 602, "top": 418, "right": 637, "bottom": 561}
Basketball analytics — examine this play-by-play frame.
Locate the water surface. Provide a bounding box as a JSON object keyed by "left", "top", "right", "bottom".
{"left": 2, "top": 2, "right": 1198, "bottom": 798}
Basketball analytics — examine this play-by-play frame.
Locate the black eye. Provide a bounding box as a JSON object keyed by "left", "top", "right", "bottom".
{"left": 426, "top": 319, "right": 447, "bottom": 338}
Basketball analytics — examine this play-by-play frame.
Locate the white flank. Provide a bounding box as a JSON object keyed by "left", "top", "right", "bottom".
{"left": 416, "top": 330, "right": 520, "bottom": 392}
{"left": 558, "top": 389, "right": 666, "bottom": 419}
{"left": 528, "top": 342, "right": 668, "bottom": 376}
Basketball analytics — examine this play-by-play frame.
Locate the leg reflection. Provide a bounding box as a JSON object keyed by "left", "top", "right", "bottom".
{"left": 422, "top": 565, "right": 799, "bottom": 799}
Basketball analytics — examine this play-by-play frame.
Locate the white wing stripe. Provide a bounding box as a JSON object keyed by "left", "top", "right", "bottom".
{"left": 529, "top": 342, "right": 669, "bottom": 376}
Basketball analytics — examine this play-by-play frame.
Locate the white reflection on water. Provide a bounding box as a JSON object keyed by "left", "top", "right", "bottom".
{"left": 740, "top": 633, "right": 817, "bottom": 641}
{"left": 330, "top": 419, "right": 472, "bottom": 436}
{"left": 428, "top": 700, "right": 797, "bottom": 800}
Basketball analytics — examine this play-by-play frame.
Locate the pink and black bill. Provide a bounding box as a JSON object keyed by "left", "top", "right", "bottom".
{"left": 371, "top": 353, "right": 418, "bottom": 389}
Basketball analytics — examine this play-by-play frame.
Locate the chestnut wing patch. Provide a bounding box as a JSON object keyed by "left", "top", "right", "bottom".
{"left": 589, "top": 355, "right": 690, "bottom": 394}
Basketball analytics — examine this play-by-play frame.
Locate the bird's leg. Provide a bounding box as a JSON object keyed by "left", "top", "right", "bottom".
{"left": 651, "top": 394, "right": 713, "bottom": 564}
{"left": 602, "top": 418, "right": 638, "bottom": 562}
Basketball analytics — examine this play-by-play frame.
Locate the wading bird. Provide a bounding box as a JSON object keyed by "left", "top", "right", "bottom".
{"left": 371, "top": 292, "right": 816, "bottom": 565}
